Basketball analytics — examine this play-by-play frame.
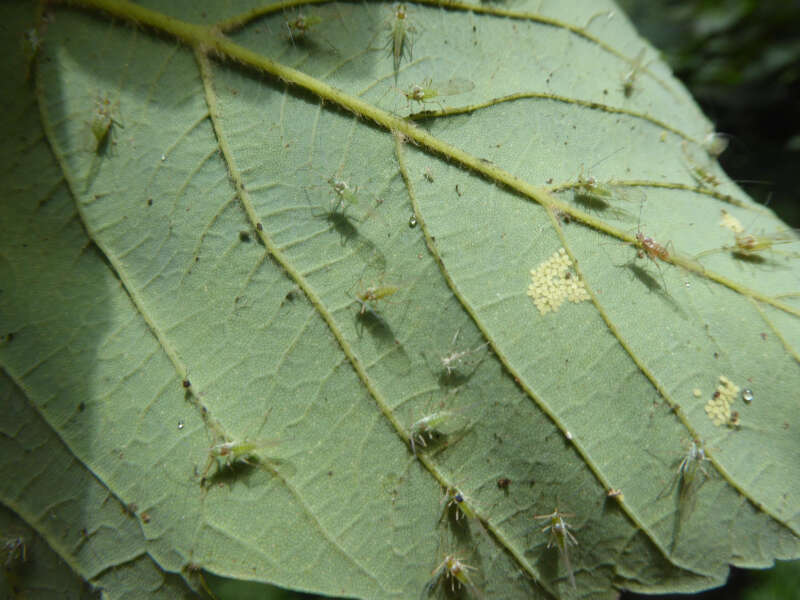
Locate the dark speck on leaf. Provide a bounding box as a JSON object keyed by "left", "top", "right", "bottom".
{"left": 239, "top": 230, "right": 251, "bottom": 242}
{"left": 256, "top": 223, "right": 263, "bottom": 231}
{"left": 182, "top": 379, "right": 191, "bottom": 389}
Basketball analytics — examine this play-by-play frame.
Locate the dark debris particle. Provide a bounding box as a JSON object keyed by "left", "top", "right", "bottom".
{"left": 239, "top": 230, "right": 251, "bottom": 242}
{"left": 182, "top": 379, "right": 191, "bottom": 389}
{"left": 256, "top": 222, "right": 263, "bottom": 232}
{"left": 78, "top": 402, "right": 86, "bottom": 412}
{"left": 497, "top": 477, "right": 511, "bottom": 490}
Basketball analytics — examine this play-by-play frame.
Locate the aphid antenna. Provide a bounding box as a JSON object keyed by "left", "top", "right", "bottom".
{"left": 583, "top": 9, "right": 615, "bottom": 31}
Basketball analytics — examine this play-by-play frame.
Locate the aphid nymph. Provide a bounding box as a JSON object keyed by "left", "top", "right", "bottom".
{"left": 426, "top": 553, "right": 480, "bottom": 596}
{"left": 408, "top": 410, "right": 457, "bottom": 457}
{"left": 89, "top": 94, "right": 122, "bottom": 151}
{"left": 622, "top": 48, "right": 647, "bottom": 97}
{"left": 441, "top": 486, "right": 481, "bottom": 523}
{"left": 285, "top": 13, "right": 322, "bottom": 43}
{"left": 534, "top": 507, "right": 578, "bottom": 588}
{"left": 353, "top": 282, "right": 400, "bottom": 315}
{"left": 385, "top": 3, "right": 416, "bottom": 81}
{"left": 401, "top": 78, "right": 474, "bottom": 114}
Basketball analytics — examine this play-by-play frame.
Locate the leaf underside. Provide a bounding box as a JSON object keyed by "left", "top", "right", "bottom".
{"left": 1, "top": 1, "right": 798, "bottom": 599}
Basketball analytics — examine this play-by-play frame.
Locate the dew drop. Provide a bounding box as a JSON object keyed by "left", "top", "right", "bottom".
{"left": 160, "top": 154, "right": 166, "bottom": 161}
{"left": 741, "top": 388, "right": 753, "bottom": 403}
{"left": 177, "top": 420, "right": 185, "bottom": 430}
{"left": 408, "top": 214, "right": 417, "bottom": 228}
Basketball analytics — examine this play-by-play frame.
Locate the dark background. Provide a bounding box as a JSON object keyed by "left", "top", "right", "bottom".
{"left": 621, "top": 0, "right": 800, "bottom": 229}
{"left": 619, "top": 3, "right": 800, "bottom": 598}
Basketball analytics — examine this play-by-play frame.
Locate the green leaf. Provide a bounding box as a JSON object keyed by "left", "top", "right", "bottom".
{"left": 1, "top": 1, "right": 798, "bottom": 598}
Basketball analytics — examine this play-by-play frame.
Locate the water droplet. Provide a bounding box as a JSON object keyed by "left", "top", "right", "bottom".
{"left": 160, "top": 154, "right": 166, "bottom": 161}
{"left": 741, "top": 388, "right": 753, "bottom": 403}
{"left": 408, "top": 214, "right": 417, "bottom": 228}
{"left": 177, "top": 420, "right": 185, "bottom": 430}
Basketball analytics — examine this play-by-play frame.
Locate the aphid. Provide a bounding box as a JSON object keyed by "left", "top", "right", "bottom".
{"left": 285, "top": 13, "right": 322, "bottom": 42}
{"left": 569, "top": 149, "right": 644, "bottom": 212}
{"left": 442, "top": 487, "right": 481, "bottom": 523}
{"left": 439, "top": 330, "right": 488, "bottom": 376}
{"left": 534, "top": 507, "right": 578, "bottom": 588}
{"left": 659, "top": 439, "right": 712, "bottom": 506}
{"left": 682, "top": 141, "right": 721, "bottom": 188}
{"left": 401, "top": 78, "right": 475, "bottom": 113}
{"left": 695, "top": 209, "right": 800, "bottom": 261}
{"left": 353, "top": 282, "right": 400, "bottom": 315}
{"left": 201, "top": 438, "right": 279, "bottom": 480}
{"left": 325, "top": 175, "right": 360, "bottom": 213}
{"left": 89, "top": 94, "right": 121, "bottom": 151}
{"left": 426, "top": 554, "right": 480, "bottom": 596}
{"left": 385, "top": 3, "right": 416, "bottom": 81}
{"left": 407, "top": 410, "right": 456, "bottom": 456}
{"left": 732, "top": 230, "right": 800, "bottom": 258}
{"left": 622, "top": 48, "right": 647, "bottom": 97}
{"left": 635, "top": 229, "right": 670, "bottom": 263}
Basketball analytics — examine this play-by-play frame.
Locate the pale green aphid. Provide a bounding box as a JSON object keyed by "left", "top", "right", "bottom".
{"left": 682, "top": 141, "right": 721, "bottom": 187}
{"left": 437, "top": 329, "right": 489, "bottom": 377}
{"left": 622, "top": 48, "right": 647, "bottom": 97}
{"left": 90, "top": 94, "right": 121, "bottom": 151}
{"left": 662, "top": 438, "right": 711, "bottom": 504}
{"left": 285, "top": 13, "right": 323, "bottom": 42}
{"left": 442, "top": 487, "right": 480, "bottom": 522}
{"left": 402, "top": 78, "right": 475, "bottom": 111}
{"left": 574, "top": 172, "right": 646, "bottom": 207}
{"left": 534, "top": 508, "right": 578, "bottom": 589}
{"left": 354, "top": 283, "right": 399, "bottom": 315}
{"left": 201, "top": 438, "right": 279, "bottom": 480}
{"left": 327, "top": 176, "right": 359, "bottom": 211}
{"left": 408, "top": 410, "right": 458, "bottom": 456}
{"left": 386, "top": 3, "right": 416, "bottom": 81}
{"left": 697, "top": 229, "right": 800, "bottom": 261}
{"left": 426, "top": 554, "right": 481, "bottom": 597}
{"left": 572, "top": 150, "right": 645, "bottom": 208}
{"left": 658, "top": 439, "right": 713, "bottom": 549}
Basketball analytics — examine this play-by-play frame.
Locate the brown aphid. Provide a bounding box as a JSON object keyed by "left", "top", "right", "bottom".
{"left": 635, "top": 231, "right": 670, "bottom": 263}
